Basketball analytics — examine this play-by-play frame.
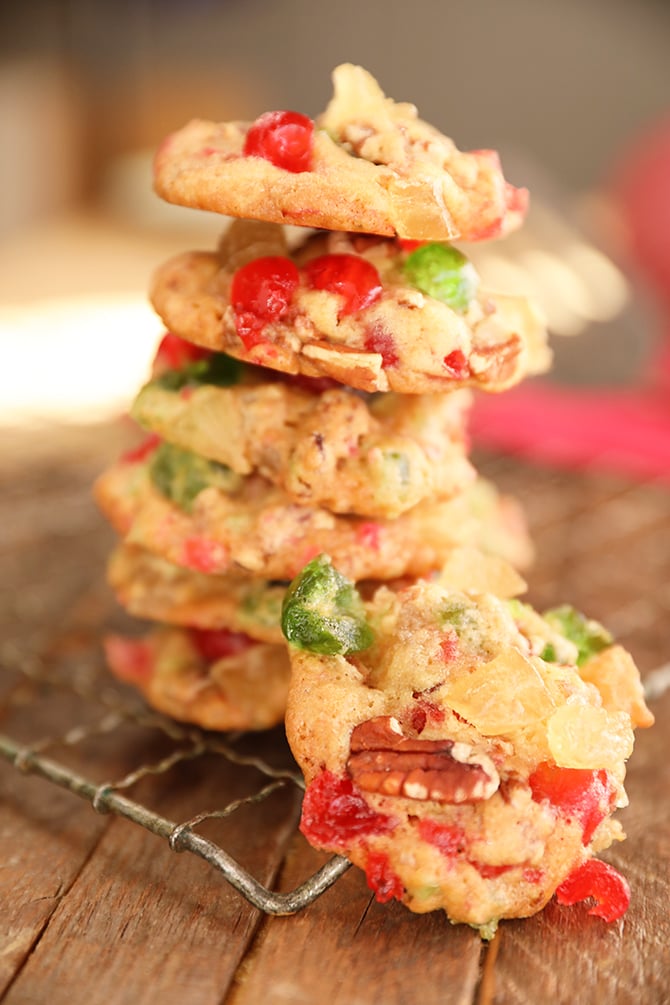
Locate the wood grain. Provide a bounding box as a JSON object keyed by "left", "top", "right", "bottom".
{"left": 228, "top": 836, "right": 482, "bottom": 1005}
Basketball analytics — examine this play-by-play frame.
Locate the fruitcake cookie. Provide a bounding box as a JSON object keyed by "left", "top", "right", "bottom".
{"left": 154, "top": 64, "right": 527, "bottom": 243}
{"left": 282, "top": 556, "right": 653, "bottom": 932}
{"left": 132, "top": 334, "right": 475, "bottom": 518}
{"left": 107, "top": 543, "right": 286, "bottom": 644}
{"left": 104, "top": 624, "right": 290, "bottom": 730}
{"left": 93, "top": 439, "right": 532, "bottom": 582}
{"left": 150, "top": 222, "right": 550, "bottom": 394}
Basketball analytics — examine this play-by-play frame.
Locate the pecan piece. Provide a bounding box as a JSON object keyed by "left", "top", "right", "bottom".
{"left": 347, "top": 715, "right": 499, "bottom": 803}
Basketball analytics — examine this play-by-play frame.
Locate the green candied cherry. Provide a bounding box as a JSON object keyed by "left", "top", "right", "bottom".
{"left": 281, "top": 554, "right": 374, "bottom": 655}
{"left": 403, "top": 243, "right": 479, "bottom": 313}
{"left": 542, "top": 604, "right": 612, "bottom": 667}
{"left": 148, "top": 442, "right": 240, "bottom": 513}
{"left": 153, "top": 351, "right": 244, "bottom": 392}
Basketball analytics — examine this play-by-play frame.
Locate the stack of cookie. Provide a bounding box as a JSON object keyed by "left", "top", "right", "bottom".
{"left": 96, "top": 65, "right": 652, "bottom": 931}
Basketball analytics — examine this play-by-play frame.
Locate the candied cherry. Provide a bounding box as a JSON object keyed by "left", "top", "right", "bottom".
{"left": 443, "top": 349, "right": 470, "bottom": 380}
{"left": 154, "top": 332, "right": 211, "bottom": 374}
{"left": 104, "top": 636, "right": 153, "bottom": 684}
{"left": 555, "top": 859, "right": 630, "bottom": 922}
{"left": 303, "top": 254, "right": 383, "bottom": 318}
{"left": 403, "top": 243, "right": 479, "bottom": 313}
{"left": 188, "top": 627, "right": 256, "bottom": 663}
{"left": 230, "top": 256, "right": 299, "bottom": 349}
{"left": 120, "top": 433, "right": 161, "bottom": 464}
{"left": 418, "top": 819, "right": 467, "bottom": 858}
{"left": 300, "top": 770, "right": 395, "bottom": 848}
{"left": 281, "top": 554, "right": 374, "bottom": 656}
{"left": 529, "top": 763, "right": 613, "bottom": 844}
{"left": 365, "top": 851, "right": 404, "bottom": 903}
{"left": 243, "top": 110, "right": 314, "bottom": 173}
{"left": 364, "top": 324, "right": 399, "bottom": 367}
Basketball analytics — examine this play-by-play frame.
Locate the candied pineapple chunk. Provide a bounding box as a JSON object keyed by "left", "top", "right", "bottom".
{"left": 547, "top": 702, "right": 634, "bottom": 770}
{"left": 579, "top": 645, "right": 654, "bottom": 729}
{"left": 437, "top": 547, "right": 526, "bottom": 599}
{"left": 445, "top": 649, "right": 556, "bottom": 735}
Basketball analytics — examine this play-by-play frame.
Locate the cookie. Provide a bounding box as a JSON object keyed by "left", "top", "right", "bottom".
{"left": 104, "top": 624, "right": 290, "bottom": 731}
{"left": 107, "top": 543, "right": 286, "bottom": 644}
{"left": 282, "top": 557, "right": 653, "bottom": 932}
{"left": 150, "top": 222, "right": 550, "bottom": 394}
{"left": 93, "top": 440, "right": 533, "bottom": 582}
{"left": 154, "top": 64, "right": 527, "bottom": 244}
{"left": 132, "top": 336, "right": 475, "bottom": 518}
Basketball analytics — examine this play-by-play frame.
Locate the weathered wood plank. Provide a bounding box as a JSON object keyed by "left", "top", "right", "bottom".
{"left": 478, "top": 694, "right": 670, "bottom": 1005}
{"left": 2, "top": 749, "right": 301, "bottom": 1005}
{"left": 0, "top": 761, "right": 110, "bottom": 998}
{"left": 228, "top": 836, "right": 482, "bottom": 1005}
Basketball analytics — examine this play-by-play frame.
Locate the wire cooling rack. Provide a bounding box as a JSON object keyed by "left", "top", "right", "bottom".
{"left": 0, "top": 445, "right": 668, "bottom": 916}
{"left": 0, "top": 640, "right": 350, "bottom": 915}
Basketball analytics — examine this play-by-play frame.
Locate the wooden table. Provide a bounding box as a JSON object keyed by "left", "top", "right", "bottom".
{"left": 1, "top": 423, "right": 668, "bottom": 1005}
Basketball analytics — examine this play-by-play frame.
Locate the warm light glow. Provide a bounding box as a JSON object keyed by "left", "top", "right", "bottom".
{"left": 0, "top": 293, "right": 163, "bottom": 425}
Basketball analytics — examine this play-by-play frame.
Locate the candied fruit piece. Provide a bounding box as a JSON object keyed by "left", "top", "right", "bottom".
{"left": 418, "top": 819, "right": 467, "bottom": 857}
{"left": 364, "top": 325, "right": 399, "bottom": 367}
{"left": 365, "top": 851, "right": 404, "bottom": 903}
{"left": 555, "top": 859, "right": 630, "bottom": 922}
{"left": 243, "top": 110, "right": 314, "bottom": 172}
{"left": 120, "top": 433, "right": 161, "bottom": 465}
{"left": 153, "top": 332, "right": 212, "bottom": 375}
{"left": 300, "top": 770, "right": 396, "bottom": 848}
{"left": 104, "top": 636, "right": 153, "bottom": 684}
{"left": 547, "top": 703, "right": 634, "bottom": 770}
{"left": 543, "top": 605, "right": 612, "bottom": 666}
{"left": 303, "top": 253, "right": 383, "bottom": 317}
{"left": 446, "top": 650, "right": 555, "bottom": 736}
{"left": 148, "top": 442, "right": 238, "bottom": 513}
{"left": 281, "top": 554, "right": 374, "bottom": 655}
{"left": 188, "top": 627, "right": 256, "bottom": 663}
{"left": 231, "top": 256, "right": 300, "bottom": 348}
{"left": 529, "top": 762, "right": 613, "bottom": 844}
{"left": 403, "top": 243, "right": 479, "bottom": 313}
{"left": 443, "top": 349, "right": 470, "bottom": 380}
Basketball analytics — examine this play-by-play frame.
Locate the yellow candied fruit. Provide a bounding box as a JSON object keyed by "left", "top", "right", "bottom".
{"left": 445, "top": 649, "right": 556, "bottom": 735}
{"left": 547, "top": 701, "right": 634, "bottom": 770}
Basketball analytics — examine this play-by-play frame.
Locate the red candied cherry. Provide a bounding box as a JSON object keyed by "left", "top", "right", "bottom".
{"left": 529, "top": 763, "right": 613, "bottom": 845}
{"left": 555, "top": 859, "right": 630, "bottom": 922}
{"left": 120, "top": 433, "right": 161, "bottom": 464}
{"left": 364, "top": 324, "right": 399, "bottom": 367}
{"left": 230, "top": 256, "right": 300, "bottom": 349}
{"left": 243, "top": 110, "right": 314, "bottom": 173}
{"left": 418, "top": 818, "right": 467, "bottom": 857}
{"left": 303, "top": 254, "right": 383, "bottom": 318}
{"left": 365, "top": 851, "right": 404, "bottom": 903}
{"left": 188, "top": 627, "right": 256, "bottom": 663}
{"left": 104, "top": 635, "right": 153, "bottom": 684}
{"left": 300, "top": 770, "right": 396, "bottom": 848}
{"left": 443, "top": 349, "right": 470, "bottom": 380}
{"left": 154, "top": 332, "right": 211, "bottom": 374}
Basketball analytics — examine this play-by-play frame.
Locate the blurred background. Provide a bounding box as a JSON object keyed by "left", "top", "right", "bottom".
{"left": 1, "top": 0, "right": 669, "bottom": 439}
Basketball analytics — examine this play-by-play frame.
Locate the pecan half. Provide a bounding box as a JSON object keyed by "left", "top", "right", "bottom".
{"left": 347, "top": 715, "right": 499, "bottom": 803}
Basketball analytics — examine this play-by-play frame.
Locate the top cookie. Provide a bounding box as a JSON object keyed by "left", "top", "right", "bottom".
{"left": 153, "top": 64, "right": 527, "bottom": 243}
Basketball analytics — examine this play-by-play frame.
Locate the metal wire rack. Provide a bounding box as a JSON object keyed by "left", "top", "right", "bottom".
{"left": 1, "top": 448, "right": 668, "bottom": 917}
{"left": 0, "top": 641, "right": 350, "bottom": 915}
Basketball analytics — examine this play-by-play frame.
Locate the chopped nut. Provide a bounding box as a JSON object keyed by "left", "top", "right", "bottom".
{"left": 347, "top": 715, "right": 499, "bottom": 803}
